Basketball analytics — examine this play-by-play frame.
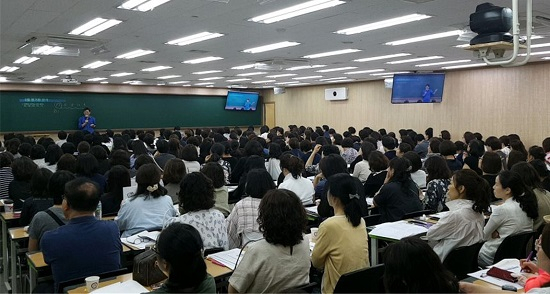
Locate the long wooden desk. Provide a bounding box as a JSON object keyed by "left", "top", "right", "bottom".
{"left": 1, "top": 211, "right": 21, "bottom": 292}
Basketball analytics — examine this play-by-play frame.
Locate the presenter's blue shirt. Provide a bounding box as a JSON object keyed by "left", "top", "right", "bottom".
{"left": 422, "top": 90, "right": 434, "bottom": 102}
{"left": 78, "top": 116, "right": 96, "bottom": 133}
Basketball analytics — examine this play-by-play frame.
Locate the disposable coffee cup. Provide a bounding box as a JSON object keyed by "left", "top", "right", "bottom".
{"left": 4, "top": 202, "right": 14, "bottom": 213}
{"left": 85, "top": 276, "right": 100, "bottom": 292}
{"left": 310, "top": 228, "right": 319, "bottom": 242}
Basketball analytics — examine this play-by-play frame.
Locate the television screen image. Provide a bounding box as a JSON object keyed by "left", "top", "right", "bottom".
{"left": 225, "top": 91, "right": 259, "bottom": 111}
{"left": 391, "top": 73, "right": 445, "bottom": 104}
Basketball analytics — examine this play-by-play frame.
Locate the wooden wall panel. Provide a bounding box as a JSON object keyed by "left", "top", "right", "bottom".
{"left": 264, "top": 62, "right": 550, "bottom": 147}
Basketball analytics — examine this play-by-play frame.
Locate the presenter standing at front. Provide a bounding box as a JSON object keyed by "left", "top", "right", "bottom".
{"left": 78, "top": 107, "right": 96, "bottom": 133}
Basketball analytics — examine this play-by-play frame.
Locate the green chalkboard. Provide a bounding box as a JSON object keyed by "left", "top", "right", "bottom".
{"left": 0, "top": 91, "right": 262, "bottom": 132}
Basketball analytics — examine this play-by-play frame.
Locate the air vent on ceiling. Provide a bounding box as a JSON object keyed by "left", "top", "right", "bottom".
{"left": 46, "top": 35, "right": 102, "bottom": 48}
{"left": 138, "top": 60, "right": 157, "bottom": 63}
{"left": 254, "top": 58, "right": 310, "bottom": 71}
{"left": 401, "top": 0, "right": 436, "bottom": 3}
{"left": 187, "top": 49, "right": 210, "bottom": 54}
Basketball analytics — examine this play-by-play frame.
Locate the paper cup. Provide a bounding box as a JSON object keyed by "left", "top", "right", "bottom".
{"left": 310, "top": 228, "right": 319, "bottom": 242}
{"left": 85, "top": 276, "right": 100, "bottom": 292}
{"left": 4, "top": 203, "right": 14, "bottom": 213}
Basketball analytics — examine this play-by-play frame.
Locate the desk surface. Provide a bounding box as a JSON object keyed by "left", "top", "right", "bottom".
{"left": 8, "top": 227, "right": 28, "bottom": 240}
{"left": 1, "top": 212, "right": 20, "bottom": 221}
{"left": 66, "top": 273, "right": 147, "bottom": 294}
{"left": 27, "top": 246, "right": 133, "bottom": 269}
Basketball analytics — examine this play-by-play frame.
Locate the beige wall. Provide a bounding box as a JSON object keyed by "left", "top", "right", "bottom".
{"left": 264, "top": 62, "right": 550, "bottom": 147}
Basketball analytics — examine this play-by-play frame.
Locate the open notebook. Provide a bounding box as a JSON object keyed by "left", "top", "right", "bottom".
{"left": 207, "top": 248, "right": 245, "bottom": 270}
{"left": 92, "top": 280, "right": 149, "bottom": 293}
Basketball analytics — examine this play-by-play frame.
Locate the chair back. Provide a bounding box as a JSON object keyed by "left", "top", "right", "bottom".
{"left": 363, "top": 214, "right": 382, "bottom": 227}
{"left": 58, "top": 268, "right": 130, "bottom": 293}
{"left": 442, "top": 242, "right": 483, "bottom": 280}
{"left": 401, "top": 210, "right": 434, "bottom": 220}
{"left": 334, "top": 264, "right": 385, "bottom": 293}
{"left": 493, "top": 231, "right": 534, "bottom": 264}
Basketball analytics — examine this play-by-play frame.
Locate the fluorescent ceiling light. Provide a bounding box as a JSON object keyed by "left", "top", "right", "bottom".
{"left": 183, "top": 56, "right": 223, "bottom": 64}
{"left": 111, "top": 72, "right": 135, "bottom": 77}
{"left": 237, "top": 72, "right": 267, "bottom": 77}
{"left": 168, "top": 81, "right": 190, "bottom": 84}
{"left": 13, "top": 56, "right": 40, "bottom": 64}
{"left": 286, "top": 65, "right": 327, "bottom": 71}
{"left": 157, "top": 75, "right": 181, "bottom": 79}
{"left": 226, "top": 78, "right": 252, "bottom": 82}
{"left": 100, "top": 81, "right": 109, "bottom": 84}
{"left": 248, "top": 0, "right": 345, "bottom": 24}
{"left": 82, "top": 61, "right": 112, "bottom": 69}
{"left": 275, "top": 81, "right": 301, "bottom": 85}
{"left": 40, "top": 75, "right": 58, "bottom": 80}
{"left": 345, "top": 69, "right": 385, "bottom": 74}
{"left": 118, "top": 0, "right": 172, "bottom": 11}
{"left": 370, "top": 71, "right": 410, "bottom": 76}
{"left": 69, "top": 18, "right": 122, "bottom": 36}
{"left": 195, "top": 82, "right": 214, "bottom": 86}
{"left": 59, "top": 70, "right": 81, "bottom": 75}
{"left": 242, "top": 41, "right": 301, "bottom": 53}
{"left": 252, "top": 80, "right": 276, "bottom": 84}
{"left": 354, "top": 53, "right": 411, "bottom": 62}
{"left": 542, "top": 57, "right": 550, "bottom": 60}
{"left": 123, "top": 81, "right": 142, "bottom": 84}
{"left": 387, "top": 56, "right": 444, "bottom": 64}
{"left": 293, "top": 75, "right": 323, "bottom": 80}
{"left": 288, "top": 83, "right": 310, "bottom": 86}
{"left": 166, "top": 32, "right": 224, "bottom": 46}
{"left": 316, "top": 66, "right": 357, "bottom": 72}
{"left": 198, "top": 77, "right": 224, "bottom": 81}
{"left": 192, "top": 70, "right": 223, "bottom": 75}
{"left": 335, "top": 14, "right": 431, "bottom": 35}
{"left": 33, "top": 45, "right": 64, "bottom": 55}
{"left": 518, "top": 50, "right": 550, "bottom": 57}
{"left": 415, "top": 59, "right": 471, "bottom": 67}
{"left": 116, "top": 49, "right": 155, "bottom": 59}
{"left": 531, "top": 43, "right": 550, "bottom": 48}
{"left": 303, "top": 49, "right": 361, "bottom": 59}
{"left": 87, "top": 77, "right": 107, "bottom": 81}
{"left": 141, "top": 66, "right": 172, "bottom": 71}
{"left": 454, "top": 44, "right": 470, "bottom": 48}
{"left": 0, "top": 66, "right": 20, "bottom": 72}
{"left": 442, "top": 63, "right": 487, "bottom": 69}
{"left": 265, "top": 73, "right": 297, "bottom": 78}
{"left": 231, "top": 64, "right": 256, "bottom": 70}
{"left": 318, "top": 77, "right": 348, "bottom": 81}
{"left": 327, "top": 79, "right": 355, "bottom": 83}
{"left": 32, "top": 79, "right": 43, "bottom": 83}
{"left": 0, "top": 77, "right": 8, "bottom": 82}
{"left": 385, "top": 30, "right": 462, "bottom": 46}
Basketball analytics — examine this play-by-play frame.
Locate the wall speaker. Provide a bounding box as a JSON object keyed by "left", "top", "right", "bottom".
{"left": 324, "top": 87, "right": 348, "bottom": 101}
{"left": 384, "top": 78, "right": 394, "bottom": 89}
{"left": 273, "top": 87, "right": 286, "bottom": 94}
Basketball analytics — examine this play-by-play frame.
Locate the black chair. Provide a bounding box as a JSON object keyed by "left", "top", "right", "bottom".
{"left": 57, "top": 268, "right": 130, "bottom": 293}
{"left": 443, "top": 242, "right": 484, "bottom": 280}
{"left": 333, "top": 264, "right": 385, "bottom": 293}
{"left": 282, "top": 282, "right": 318, "bottom": 293}
{"left": 493, "top": 231, "right": 534, "bottom": 264}
{"left": 402, "top": 210, "right": 434, "bottom": 220}
{"left": 363, "top": 214, "right": 382, "bottom": 227}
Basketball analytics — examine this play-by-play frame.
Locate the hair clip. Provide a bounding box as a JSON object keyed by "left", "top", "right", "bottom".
{"left": 349, "top": 193, "right": 360, "bottom": 200}
{"left": 147, "top": 184, "right": 159, "bottom": 192}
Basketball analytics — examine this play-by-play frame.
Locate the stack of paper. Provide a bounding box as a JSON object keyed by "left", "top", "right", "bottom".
{"left": 207, "top": 248, "right": 244, "bottom": 270}
{"left": 93, "top": 280, "right": 149, "bottom": 293}
{"left": 467, "top": 259, "right": 523, "bottom": 289}
{"left": 368, "top": 220, "right": 429, "bottom": 240}
{"left": 305, "top": 206, "right": 318, "bottom": 214}
{"left": 121, "top": 230, "right": 160, "bottom": 250}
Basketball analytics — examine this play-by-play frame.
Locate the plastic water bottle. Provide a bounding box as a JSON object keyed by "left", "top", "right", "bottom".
{"left": 95, "top": 201, "right": 102, "bottom": 220}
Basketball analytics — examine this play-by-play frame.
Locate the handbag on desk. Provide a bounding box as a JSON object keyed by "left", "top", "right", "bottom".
{"left": 132, "top": 248, "right": 167, "bottom": 286}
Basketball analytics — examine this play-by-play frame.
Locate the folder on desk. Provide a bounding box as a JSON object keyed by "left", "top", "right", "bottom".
{"left": 207, "top": 248, "right": 244, "bottom": 270}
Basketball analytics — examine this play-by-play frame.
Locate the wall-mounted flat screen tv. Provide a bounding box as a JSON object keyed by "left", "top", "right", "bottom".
{"left": 225, "top": 91, "right": 259, "bottom": 111}
{"left": 391, "top": 73, "right": 445, "bottom": 104}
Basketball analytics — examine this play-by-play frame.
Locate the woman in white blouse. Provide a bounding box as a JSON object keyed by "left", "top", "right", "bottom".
{"left": 426, "top": 169, "right": 490, "bottom": 261}
{"left": 478, "top": 170, "right": 539, "bottom": 267}
{"left": 278, "top": 153, "right": 314, "bottom": 205}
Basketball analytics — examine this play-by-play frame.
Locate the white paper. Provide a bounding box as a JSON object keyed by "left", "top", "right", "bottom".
{"left": 122, "top": 185, "right": 137, "bottom": 200}
{"left": 138, "top": 231, "right": 160, "bottom": 241}
{"left": 121, "top": 230, "right": 159, "bottom": 250}
{"left": 467, "top": 259, "right": 523, "bottom": 289}
{"left": 430, "top": 211, "right": 450, "bottom": 219}
{"left": 368, "top": 220, "right": 428, "bottom": 240}
{"left": 366, "top": 198, "right": 374, "bottom": 206}
{"left": 92, "top": 280, "right": 149, "bottom": 293}
{"left": 207, "top": 248, "right": 244, "bottom": 270}
{"left": 305, "top": 206, "right": 318, "bottom": 214}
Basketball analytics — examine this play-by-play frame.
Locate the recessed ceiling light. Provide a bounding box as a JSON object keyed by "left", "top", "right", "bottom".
{"left": 242, "top": 41, "right": 301, "bottom": 53}
{"left": 13, "top": 56, "right": 40, "bottom": 64}
{"left": 195, "top": 82, "right": 215, "bottom": 86}
{"left": 231, "top": 64, "right": 257, "bottom": 70}
{"left": 442, "top": 63, "right": 488, "bottom": 69}
{"left": 69, "top": 18, "right": 122, "bottom": 36}
{"left": 454, "top": 44, "right": 470, "bottom": 48}
{"left": 32, "top": 45, "right": 64, "bottom": 55}
{"left": 252, "top": 80, "right": 276, "bottom": 84}
{"left": 237, "top": 72, "right": 267, "bottom": 77}
{"left": 141, "top": 66, "right": 172, "bottom": 72}
{"left": 385, "top": 30, "right": 462, "bottom": 46}
{"left": 415, "top": 59, "right": 471, "bottom": 67}
{"left": 275, "top": 81, "right": 301, "bottom": 85}
{"left": 157, "top": 75, "right": 181, "bottom": 79}
{"left": 293, "top": 75, "right": 323, "bottom": 80}
{"left": 0, "top": 77, "right": 8, "bottom": 82}
{"left": 318, "top": 77, "right": 348, "bottom": 81}
{"left": 32, "top": 79, "right": 43, "bottom": 83}
{"left": 226, "top": 78, "right": 252, "bottom": 82}
{"left": 82, "top": 61, "right": 112, "bottom": 69}
{"left": 0, "top": 66, "right": 20, "bottom": 72}
{"left": 354, "top": 53, "right": 411, "bottom": 62}
{"left": 198, "top": 77, "right": 224, "bottom": 81}
{"left": 100, "top": 81, "right": 109, "bottom": 84}
{"left": 326, "top": 79, "right": 355, "bottom": 83}
{"left": 286, "top": 65, "right": 327, "bottom": 71}
{"left": 335, "top": 14, "right": 431, "bottom": 35}
{"left": 58, "top": 70, "right": 81, "bottom": 75}
{"left": 386, "top": 56, "right": 444, "bottom": 64}
{"left": 542, "top": 57, "right": 550, "bottom": 60}
{"left": 370, "top": 71, "right": 410, "bottom": 76}
{"left": 111, "top": 72, "right": 135, "bottom": 77}
{"left": 40, "top": 75, "right": 58, "bottom": 80}
{"left": 116, "top": 49, "right": 156, "bottom": 59}
{"left": 345, "top": 69, "right": 385, "bottom": 74}
{"left": 87, "top": 77, "right": 107, "bottom": 81}
{"left": 316, "top": 66, "right": 357, "bottom": 72}
{"left": 182, "top": 56, "right": 223, "bottom": 64}
{"left": 265, "top": 73, "right": 297, "bottom": 78}
{"left": 118, "top": 0, "right": 172, "bottom": 11}
{"left": 248, "top": 0, "right": 345, "bottom": 24}
{"left": 166, "top": 32, "right": 225, "bottom": 46}
{"left": 168, "top": 81, "right": 190, "bottom": 84}
{"left": 123, "top": 81, "right": 142, "bottom": 84}
{"left": 303, "top": 49, "right": 361, "bottom": 59}
{"left": 192, "top": 70, "right": 223, "bottom": 75}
